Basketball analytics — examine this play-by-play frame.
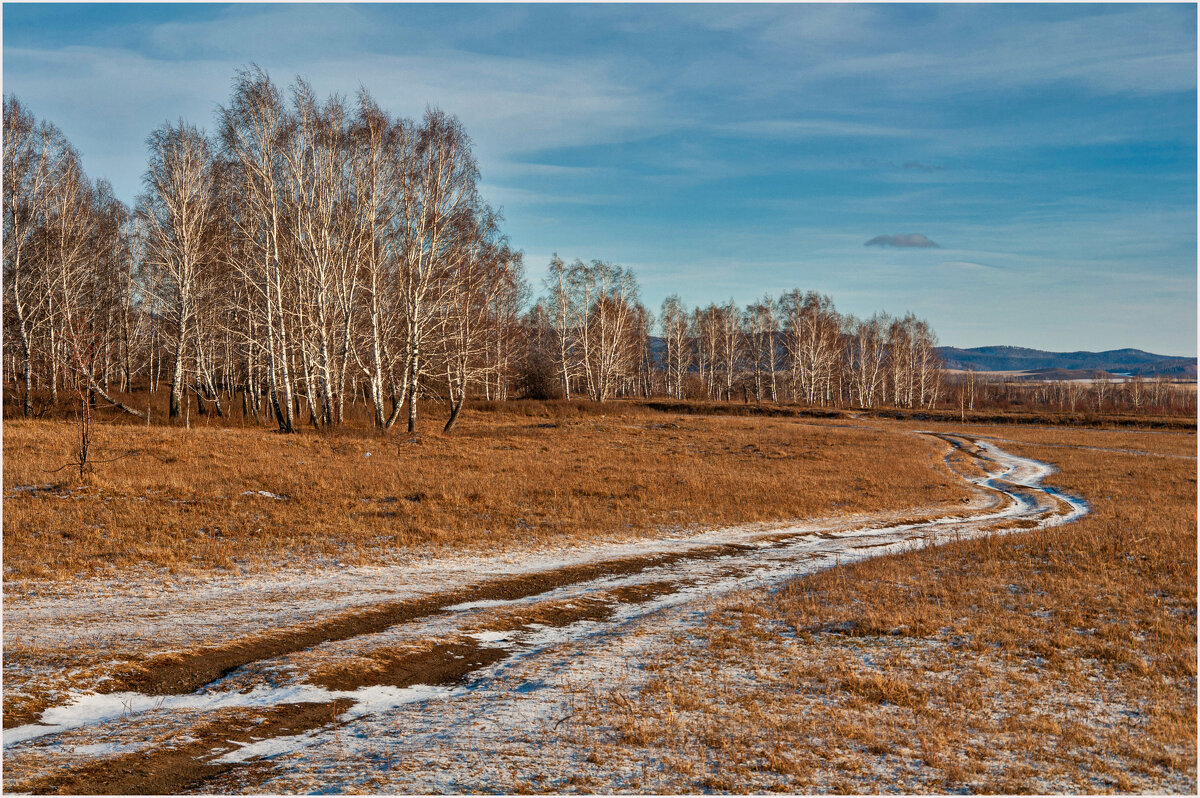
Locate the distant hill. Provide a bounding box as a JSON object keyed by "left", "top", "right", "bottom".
{"left": 937, "top": 346, "right": 1197, "bottom": 378}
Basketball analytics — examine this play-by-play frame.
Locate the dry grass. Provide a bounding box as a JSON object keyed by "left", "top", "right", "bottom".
{"left": 2, "top": 407, "right": 970, "bottom": 581}
{"left": 930, "top": 421, "right": 1198, "bottom": 458}
{"left": 582, "top": 425, "right": 1197, "bottom": 793}
{"left": 6, "top": 407, "right": 1192, "bottom": 792}
{"left": 635, "top": 397, "right": 1197, "bottom": 429}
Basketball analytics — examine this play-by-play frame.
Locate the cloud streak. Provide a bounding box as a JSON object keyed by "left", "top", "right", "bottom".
{"left": 1, "top": 4, "right": 1192, "bottom": 354}
{"left": 865, "top": 233, "right": 941, "bottom": 248}
{"left": 3, "top": 40, "right": 660, "bottom": 204}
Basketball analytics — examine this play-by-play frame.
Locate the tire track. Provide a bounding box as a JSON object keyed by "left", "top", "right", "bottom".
{"left": 4, "top": 433, "right": 1088, "bottom": 794}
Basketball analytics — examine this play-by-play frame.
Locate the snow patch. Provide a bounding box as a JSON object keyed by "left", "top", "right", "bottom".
{"left": 241, "top": 490, "right": 288, "bottom": 500}
{"left": 465, "top": 630, "right": 517, "bottom": 648}
{"left": 446, "top": 599, "right": 522, "bottom": 611}
{"left": 3, "top": 683, "right": 460, "bottom": 750}
{"left": 216, "top": 730, "right": 320, "bottom": 764}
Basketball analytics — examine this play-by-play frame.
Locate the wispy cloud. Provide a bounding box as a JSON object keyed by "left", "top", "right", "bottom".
{"left": 939, "top": 260, "right": 1000, "bottom": 272}
{"left": 865, "top": 233, "right": 941, "bottom": 248}
{"left": 721, "top": 4, "right": 1195, "bottom": 97}
{"left": 4, "top": 40, "right": 660, "bottom": 202}
{"left": 860, "top": 158, "right": 947, "bottom": 173}
{"left": 718, "top": 119, "right": 917, "bottom": 140}
{"left": 902, "top": 160, "right": 943, "bottom": 173}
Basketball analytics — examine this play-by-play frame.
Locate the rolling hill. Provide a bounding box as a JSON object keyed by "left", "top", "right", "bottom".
{"left": 937, "top": 346, "right": 1197, "bottom": 377}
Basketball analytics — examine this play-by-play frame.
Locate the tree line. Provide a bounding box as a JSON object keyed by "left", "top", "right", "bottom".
{"left": 524, "top": 259, "right": 943, "bottom": 409}
{"left": 949, "top": 367, "right": 1195, "bottom": 417}
{"left": 5, "top": 67, "right": 953, "bottom": 432}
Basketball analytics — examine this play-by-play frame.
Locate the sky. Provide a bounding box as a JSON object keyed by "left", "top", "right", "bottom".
{"left": 3, "top": 3, "right": 1196, "bottom": 356}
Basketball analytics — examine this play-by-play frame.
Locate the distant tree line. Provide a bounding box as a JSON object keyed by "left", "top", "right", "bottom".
{"left": 522, "top": 259, "right": 943, "bottom": 409}
{"left": 947, "top": 367, "right": 1195, "bottom": 417}
{"left": 7, "top": 69, "right": 1180, "bottom": 431}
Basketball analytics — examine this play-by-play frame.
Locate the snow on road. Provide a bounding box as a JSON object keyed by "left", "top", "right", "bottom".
{"left": 3, "top": 433, "right": 1088, "bottom": 792}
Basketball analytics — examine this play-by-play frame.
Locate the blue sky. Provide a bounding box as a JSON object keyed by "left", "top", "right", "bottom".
{"left": 4, "top": 3, "right": 1196, "bottom": 355}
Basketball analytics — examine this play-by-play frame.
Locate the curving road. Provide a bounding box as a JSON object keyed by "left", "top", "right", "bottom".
{"left": 4, "top": 432, "right": 1088, "bottom": 794}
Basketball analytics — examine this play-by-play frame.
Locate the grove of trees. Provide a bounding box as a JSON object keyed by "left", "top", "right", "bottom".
{"left": 524, "top": 262, "right": 945, "bottom": 410}
{"left": 5, "top": 69, "right": 524, "bottom": 433}
{"left": 6, "top": 68, "right": 1188, "bottom": 431}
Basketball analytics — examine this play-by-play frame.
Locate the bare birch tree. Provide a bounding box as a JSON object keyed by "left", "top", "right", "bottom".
{"left": 660, "top": 294, "right": 690, "bottom": 399}
{"left": 138, "top": 120, "right": 222, "bottom": 419}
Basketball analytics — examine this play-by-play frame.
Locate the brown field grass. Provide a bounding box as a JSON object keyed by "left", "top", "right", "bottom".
{"left": 582, "top": 424, "right": 1197, "bottom": 793}
{"left": 4, "top": 400, "right": 1194, "bottom": 792}
{"left": 2, "top": 405, "right": 970, "bottom": 581}
{"left": 635, "top": 398, "right": 1197, "bottom": 429}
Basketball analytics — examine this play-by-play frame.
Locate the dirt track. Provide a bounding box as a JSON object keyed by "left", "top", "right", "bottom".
{"left": 3, "top": 431, "right": 1088, "bottom": 794}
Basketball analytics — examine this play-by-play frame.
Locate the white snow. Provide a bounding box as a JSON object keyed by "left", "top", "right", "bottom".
{"left": 215, "top": 730, "right": 321, "bottom": 764}
{"left": 4, "top": 683, "right": 462, "bottom": 750}
{"left": 240, "top": 490, "right": 288, "bottom": 500}
{"left": 446, "top": 599, "right": 522, "bottom": 611}
{"left": 65, "top": 741, "right": 144, "bottom": 756}
{"left": 465, "top": 630, "right": 517, "bottom": 647}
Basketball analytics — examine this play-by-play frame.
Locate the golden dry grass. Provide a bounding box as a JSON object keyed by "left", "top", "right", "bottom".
{"left": 3, "top": 407, "right": 969, "bottom": 581}
{"left": 636, "top": 397, "right": 1196, "bottom": 429}
{"left": 4, "top": 406, "right": 1193, "bottom": 792}
{"left": 583, "top": 424, "right": 1197, "bottom": 792}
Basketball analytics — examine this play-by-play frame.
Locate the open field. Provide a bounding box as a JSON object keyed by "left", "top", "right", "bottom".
{"left": 944, "top": 367, "right": 1199, "bottom": 385}
{"left": 634, "top": 398, "right": 1196, "bottom": 430}
{"left": 2, "top": 406, "right": 970, "bottom": 581}
{"left": 2, "top": 407, "right": 968, "bottom": 730}
{"left": 4, "top": 3, "right": 1195, "bottom": 793}
{"left": 2, "top": 404, "right": 1195, "bottom": 793}
{"left": 578, "top": 421, "right": 1197, "bottom": 793}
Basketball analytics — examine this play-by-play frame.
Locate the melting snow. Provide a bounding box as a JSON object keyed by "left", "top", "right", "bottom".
{"left": 4, "top": 683, "right": 460, "bottom": 750}
{"left": 446, "top": 599, "right": 522, "bottom": 611}
{"left": 466, "top": 630, "right": 517, "bottom": 648}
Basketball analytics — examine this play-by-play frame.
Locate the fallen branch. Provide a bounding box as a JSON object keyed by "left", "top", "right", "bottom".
{"left": 87, "top": 377, "right": 146, "bottom": 419}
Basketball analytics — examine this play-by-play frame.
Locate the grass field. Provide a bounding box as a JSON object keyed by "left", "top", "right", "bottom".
{"left": 3, "top": 405, "right": 968, "bottom": 581}
{"left": 2, "top": 401, "right": 1195, "bottom": 793}
{"left": 582, "top": 421, "right": 1197, "bottom": 793}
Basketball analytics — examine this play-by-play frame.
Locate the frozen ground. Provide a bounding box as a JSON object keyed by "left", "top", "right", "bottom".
{"left": 2, "top": 432, "right": 1088, "bottom": 793}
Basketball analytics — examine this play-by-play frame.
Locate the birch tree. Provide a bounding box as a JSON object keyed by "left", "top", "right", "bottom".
{"left": 660, "top": 294, "right": 690, "bottom": 399}
{"left": 440, "top": 205, "right": 521, "bottom": 431}
{"left": 394, "top": 109, "right": 479, "bottom": 432}
{"left": 219, "top": 66, "right": 298, "bottom": 432}
{"left": 544, "top": 254, "right": 578, "bottom": 400}
{"left": 4, "top": 98, "right": 72, "bottom": 416}
{"left": 744, "top": 296, "right": 778, "bottom": 403}
{"left": 138, "top": 120, "right": 222, "bottom": 419}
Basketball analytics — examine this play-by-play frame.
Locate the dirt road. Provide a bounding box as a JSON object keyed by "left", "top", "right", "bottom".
{"left": 3, "top": 432, "right": 1087, "bottom": 794}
